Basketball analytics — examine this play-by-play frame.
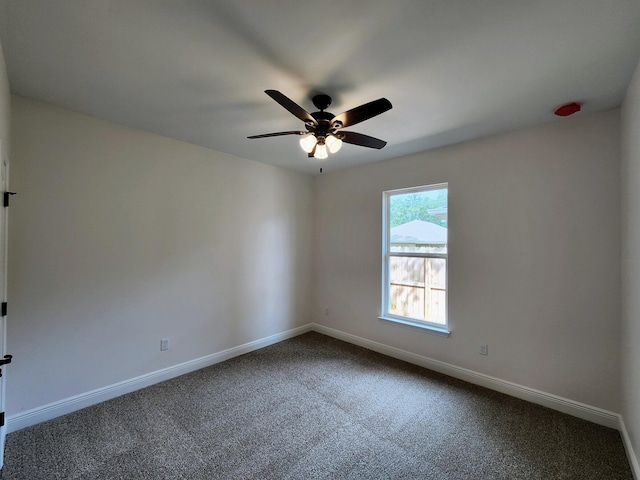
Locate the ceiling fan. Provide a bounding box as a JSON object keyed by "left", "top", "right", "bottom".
{"left": 248, "top": 90, "right": 392, "bottom": 160}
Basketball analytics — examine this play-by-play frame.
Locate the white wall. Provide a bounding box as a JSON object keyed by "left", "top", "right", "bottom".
{"left": 7, "top": 96, "right": 313, "bottom": 415}
{"left": 621, "top": 57, "right": 640, "bottom": 469}
{"left": 314, "top": 110, "right": 621, "bottom": 412}
{"left": 0, "top": 39, "right": 9, "bottom": 156}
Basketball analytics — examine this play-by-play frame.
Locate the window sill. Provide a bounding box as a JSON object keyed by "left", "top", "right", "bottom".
{"left": 378, "top": 315, "right": 451, "bottom": 337}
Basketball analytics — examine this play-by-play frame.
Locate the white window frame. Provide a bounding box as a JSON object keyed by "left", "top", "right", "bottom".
{"left": 380, "top": 183, "right": 450, "bottom": 336}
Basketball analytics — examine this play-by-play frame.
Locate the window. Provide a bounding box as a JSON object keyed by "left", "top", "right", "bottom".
{"left": 381, "top": 183, "right": 449, "bottom": 334}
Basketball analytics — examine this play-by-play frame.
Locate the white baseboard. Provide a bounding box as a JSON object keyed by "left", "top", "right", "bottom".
{"left": 620, "top": 417, "right": 640, "bottom": 479}
{"left": 311, "top": 323, "right": 621, "bottom": 430}
{"left": 7, "top": 324, "right": 312, "bottom": 433}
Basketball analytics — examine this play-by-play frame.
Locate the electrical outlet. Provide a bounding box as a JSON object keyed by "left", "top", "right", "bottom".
{"left": 161, "top": 338, "right": 169, "bottom": 351}
{"left": 480, "top": 344, "right": 488, "bottom": 356}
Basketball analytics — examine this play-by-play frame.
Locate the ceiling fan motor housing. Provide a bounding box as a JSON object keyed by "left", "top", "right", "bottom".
{"left": 308, "top": 110, "right": 339, "bottom": 137}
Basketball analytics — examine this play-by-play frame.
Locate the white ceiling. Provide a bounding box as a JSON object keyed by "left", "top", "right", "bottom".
{"left": 1, "top": 0, "right": 639, "bottom": 175}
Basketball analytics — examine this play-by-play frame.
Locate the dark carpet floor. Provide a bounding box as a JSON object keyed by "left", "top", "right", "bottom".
{"left": 1, "top": 332, "right": 633, "bottom": 479}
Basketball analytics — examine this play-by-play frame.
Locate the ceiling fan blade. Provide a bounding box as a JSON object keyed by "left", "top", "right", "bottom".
{"left": 247, "top": 130, "right": 306, "bottom": 139}
{"left": 265, "top": 90, "right": 318, "bottom": 126}
{"left": 340, "top": 131, "right": 387, "bottom": 149}
{"left": 333, "top": 98, "right": 392, "bottom": 128}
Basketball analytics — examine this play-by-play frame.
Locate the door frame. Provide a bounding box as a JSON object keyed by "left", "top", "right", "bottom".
{"left": 0, "top": 141, "right": 9, "bottom": 468}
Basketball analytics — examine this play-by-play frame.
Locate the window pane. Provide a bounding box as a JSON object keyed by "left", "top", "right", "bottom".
{"left": 389, "top": 189, "right": 447, "bottom": 254}
{"left": 388, "top": 256, "right": 447, "bottom": 325}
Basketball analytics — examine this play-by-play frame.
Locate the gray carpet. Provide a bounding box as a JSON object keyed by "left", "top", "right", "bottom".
{"left": 1, "top": 332, "right": 633, "bottom": 479}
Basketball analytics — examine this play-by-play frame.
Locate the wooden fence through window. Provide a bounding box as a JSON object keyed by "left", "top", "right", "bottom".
{"left": 389, "top": 256, "right": 446, "bottom": 324}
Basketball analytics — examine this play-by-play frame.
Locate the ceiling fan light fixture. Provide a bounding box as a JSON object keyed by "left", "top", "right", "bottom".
{"left": 299, "top": 134, "right": 317, "bottom": 153}
{"left": 314, "top": 143, "right": 328, "bottom": 159}
{"left": 326, "top": 135, "right": 343, "bottom": 153}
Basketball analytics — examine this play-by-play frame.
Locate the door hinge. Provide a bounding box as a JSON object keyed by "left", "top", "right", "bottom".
{"left": 3, "top": 191, "right": 16, "bottom": 207}
{"left": 0, "top": 412, "right": 4, "bottom": 427}
{"left": 0, "top": 355, "right": 12, "bottom": 366}
{"left": 1, "top": 302, "right": 6, "bottom": 317}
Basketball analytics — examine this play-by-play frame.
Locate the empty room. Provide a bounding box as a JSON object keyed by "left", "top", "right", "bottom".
{"left": 0, "top": 1, "right": 639, "bottom": 478}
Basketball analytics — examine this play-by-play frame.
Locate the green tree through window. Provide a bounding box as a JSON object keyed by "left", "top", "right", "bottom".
{"left": 389, "top": 190, "right": 447, "bottom": 228}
